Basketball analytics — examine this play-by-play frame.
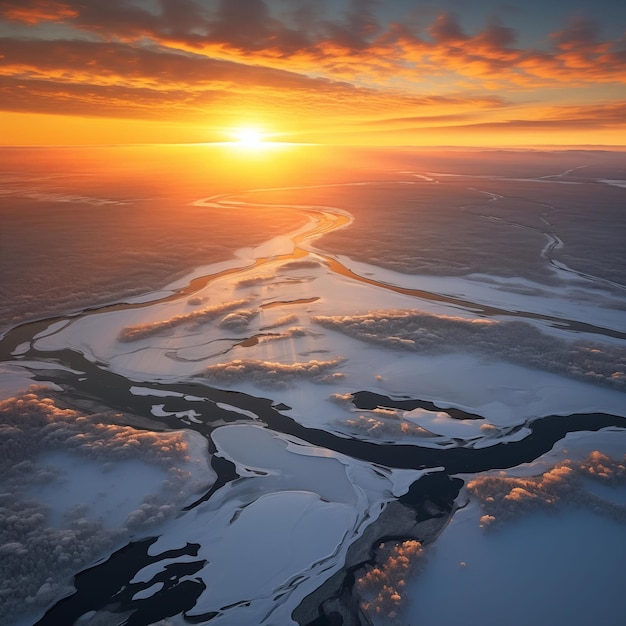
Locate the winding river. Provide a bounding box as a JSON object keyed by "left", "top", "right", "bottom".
{"left": 2, "top": 176, "right": 625, "bottom": 626}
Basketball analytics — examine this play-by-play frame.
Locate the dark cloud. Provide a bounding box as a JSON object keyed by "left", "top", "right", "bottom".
{"left": 209, "top": 0, "right": 314, "bottom": 54}
{"left": 550, "top": 100, "right": 626, "bottom": 125}
{"left": 325, "top": 0, "right": 381, "bottom": 50}
{"left": 551, "top": 16, "right": 599, "bottom": 49}
{"left": 70, "top": 0, "right": 162, "bottom": 39}
{"left": 0, "top": 36, "right": 413, "bottom": 121}
{"left": 442, "top": 101, "right": 626, "bottom": 132}
{"left": 210, "top": 0, "right": 273, "bottom": 49}
{"left": 0, "top": 36, "right": 336, "bottom": 90}
{"left": 159, "top": 0, "right": 206, "bottom": 36}
{"left": 428, "top": 12, "right": 467, "bottom": 43}
{"left": 283, "top": 0, "right": 323, "bottom": 32}
{"left": 478, "top": 16, "right": 517, "bottom": 49}
{"left": 0, "top": 74, "right": 208, "bottom": 119}
{"left": 356, "top": 96, "right": 506, "bottom": 127}
{"left": 0, "top": 2, "right": 623, "bottom": 89}
{"left": 0, "top": 0, "right": 211, "bottom": 43}
{"left": 346, "top": 0, "right": 381, "bottom": 37}
{"left": 0, "top": 36, "right": 369, "bottom": 119}
{"left": 0, "top": 0, "right": 77, "bottom": 24}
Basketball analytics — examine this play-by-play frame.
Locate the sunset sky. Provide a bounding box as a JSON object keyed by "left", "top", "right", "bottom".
{"left": 1, "top": 0, "right": 625, "bottom": 146}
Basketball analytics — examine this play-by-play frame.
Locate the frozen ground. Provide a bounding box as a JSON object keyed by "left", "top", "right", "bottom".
{"left": 400, "top": 504, "right": 625, "bottom": 626}
{"left": 0, "top": 147, "right": 624, "bottom": 625}
{"left": 0, "top": 391, "right": 214, "bottom": 626}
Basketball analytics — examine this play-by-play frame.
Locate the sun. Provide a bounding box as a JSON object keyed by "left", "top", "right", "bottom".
{"left": 233, "top": 127, "right": 264, "bottom": 147}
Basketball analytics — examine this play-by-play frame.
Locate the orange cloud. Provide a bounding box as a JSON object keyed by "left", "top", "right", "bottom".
{"left": 3, "top": 3, "right": 624, "bottom": 90}
{"left": 0, "top": 36, "right": 387, "bottom": 126}
{"left": 428, "top": 12, "right": 468, "bottom": 44}
{"left": 389, "top": 17, "right": 625, "bottom": 90}
{"left": 0, "top": 0, "right": 77, "bottom": 24}
{"left": 0, "top": 3, "right": 624, "bottom": 145}
{"left": 0, "top": 34, "right": 530, "bottom": 135}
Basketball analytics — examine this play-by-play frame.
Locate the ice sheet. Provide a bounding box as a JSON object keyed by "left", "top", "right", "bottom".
{"left": 399, "top": 504, "right": 626, "bottom": 626}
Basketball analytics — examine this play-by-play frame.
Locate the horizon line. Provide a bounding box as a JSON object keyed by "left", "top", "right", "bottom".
{"left": 1, "top": 142, "right": 625, "bottom": 152}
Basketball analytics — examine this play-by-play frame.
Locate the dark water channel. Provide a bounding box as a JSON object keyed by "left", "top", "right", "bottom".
{"left": 2, "top": 331, "right": 622, "bottom": 624}
{"left": 1, "top": 293, "right": 624, "bottom": 625}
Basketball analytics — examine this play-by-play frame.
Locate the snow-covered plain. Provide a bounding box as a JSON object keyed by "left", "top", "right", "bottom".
{"left": 364, "top": 433, "right": 626, "bottom": 625}
{"left": 401, "top": 504, "right": 625, "bottom": 626}
{"left": 1, "top": 150, "right": 625, "bottom": 625}
{"left": 128, "top": 423, "right": 423, "bottom": 625}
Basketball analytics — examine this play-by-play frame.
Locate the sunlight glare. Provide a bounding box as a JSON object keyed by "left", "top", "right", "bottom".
{"left": 234, "top": 128, "right": 264, "bottom": 147}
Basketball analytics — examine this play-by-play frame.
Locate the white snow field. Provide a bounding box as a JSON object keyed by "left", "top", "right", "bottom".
{"left": 400, "top": 503, "right": 626, "bottom": 626}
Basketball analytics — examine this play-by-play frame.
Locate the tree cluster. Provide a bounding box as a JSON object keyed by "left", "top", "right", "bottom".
{"left": 203, "top": 357, "right": 345, "bottom": 389}
{"left": 356, "top": 540, "right": 424, "bottom": 624}
{"left": 118, "top": 298, "right": 250, "bottom": 342}
{"left": 467, "top": 451, "right": 626, "bottom": 530}
{"left": 0, "top": 388, "right": 209, "bottom": 624}
{"left": 314, "top": 310, "right": 626, "bottom": 389}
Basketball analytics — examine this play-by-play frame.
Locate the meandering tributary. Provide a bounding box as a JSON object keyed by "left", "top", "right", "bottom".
{"left": 2, "top": 180, "right": 624, "bottom": 626}
{"left": 3, "top": 180, "right": 625, "bottom": 513}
